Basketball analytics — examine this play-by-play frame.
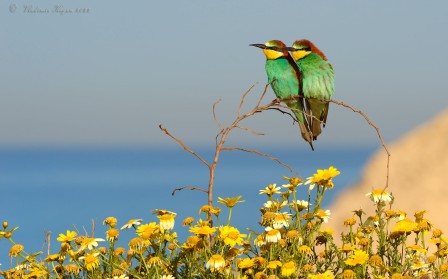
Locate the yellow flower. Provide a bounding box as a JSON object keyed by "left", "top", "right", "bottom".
{"left": 238, "top": 258, "right": 255, "bottom": 269}
{"left": 79, "top": 252, "right": 100, "bottom": 271}
{"left": 120, "top": 219, "right": 142, "bottom": 230}
{"left": 406, "top": 244, "right": 427, "bottom": 254}
{"left": 264, "top": 200, "right": 287, "bottom": 211}
{"left": 343, "top": 217, "right": 356, "bottom": 226}
{"left": 9, "top": 244, "right": 24, "bottom": 257}
{"left": 136, "top": 222, "right": 160, "bottom": 240}
{"left": 114, "top": 247, "right": 125, "bottom": 256}
{"left": 308, "top": 270, "right": 334, "bottom": 279}
{"left": 305, "top": 166, "right": 340, "bottom": 190}
{"left": 315, "top": 209, "right": 331, "bottom": 223}
{"left": 64, "top": 264, "right": 81, "bottom": 275}
{"left": 80, "top": 237, "right": 105, "bottom": 250}
{"left": 298, "top": 245, "right": 312, "bottom": 254}
{"left": 272, "top": 212, "right": 290, "bottom": 229}
{"left": 281, "top": 261, "right": 296, "bottom": 276}
{"left": 103, "top": 216, "right": 118, "bottom": 228}
{"left": 392, "top": 218, "right": 418, "bottom": 234}
{"left": 45, "top": 253, "right": 65, "bottom": 262}
{"left": 320, "top": 227, "right": 335, "bottom": 235}
{"left": 282, "top": 176, "right": 303, "bottom": 190}
{"left": 366, "top": 189, "right": 392, "bottom": 203}
{"left": 218, "top": 196, "right": 245, "bottom": 208}
{"left": 341, "top": 269, "right": 356, "bottom": 279}
{"left": 265, "top": 227, "right": 281, "bottom": 243}
{"left": 148, "top": 256, "right": 162, "bottom": 267}
{"left": 182, "top": 217, "right": 195, "bottom": 226}
{"left": 206, "top": 254, "right": 225, "bottom": 270}
{"left": 106, "top": 228, "right": 120, "bottom": 241}
{"left": 369, "top": 255, "right": 383, "bottom": 268}
{"left": 57, "top": 230, "right": 77, "bottom": 243}
{"left": 128, "top": 237, "right": 148, "bottom": 250}
{"left": 254, "top": 234, "right": 265, "bottom": 247}
{"left": 158, "top": 214, "right": 176, "bottom": 231}
{"left": 289, "top": 200, "right": 310, "bottom": 211}
{"left": 267, "top": 260, "right": 282, "bottom": 269}
{"left": 181, "top": 235, "right": 200, "bottom": 249}
{"left": 199, "top": 205, "right": 212, "bottom": 214}
{"left": 219, "top": 225, "right": 246, "bottom": 247}
{"left": 190, "top": 225, "right": 216, "bottom": 236}
{"left": 259, "top": 184, "right": 281, "bottom": 196}
{"left": 339, "top": 244, "right": 355, "bottom": 253}
{"left": 344, "top": 250, "right": 369, "bottom": 266}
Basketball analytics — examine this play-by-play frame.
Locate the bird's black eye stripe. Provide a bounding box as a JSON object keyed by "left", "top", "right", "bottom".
{"left": 267, "top": 46, "right": 284, "bottom": 52}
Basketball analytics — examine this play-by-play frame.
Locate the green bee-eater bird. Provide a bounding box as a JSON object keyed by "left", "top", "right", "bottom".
{"left": 287, "top": 39, "right": 334, "bottom": 140}
{"left": 250, "top": 40, "right": 314, "bottom": 150}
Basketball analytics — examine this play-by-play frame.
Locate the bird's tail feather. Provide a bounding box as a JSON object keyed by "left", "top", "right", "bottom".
{"left": 298, "top": 122, "right": 314, "bottom": 151}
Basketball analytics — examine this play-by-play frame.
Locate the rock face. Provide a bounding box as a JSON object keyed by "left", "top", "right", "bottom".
{"left": 329, "top": 109, "right": 448, "bottom": 234}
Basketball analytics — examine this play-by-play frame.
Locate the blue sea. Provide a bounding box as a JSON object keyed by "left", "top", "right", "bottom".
{"left": 0, "top": 146, "right": 374, "bottom": 265}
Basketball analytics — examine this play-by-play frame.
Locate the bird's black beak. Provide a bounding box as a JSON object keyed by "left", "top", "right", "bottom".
{"left": 285, "top": 47, "right": 296, "bottom": 51}
{"left": 250, "top": 43, "right": 266, "bottom": 49}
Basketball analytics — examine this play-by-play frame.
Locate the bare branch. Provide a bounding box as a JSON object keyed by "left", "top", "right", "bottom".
{"left": 236, "top": 125, "right": 265, "bottom": 136}
{"left": 212, "top": 99, "right": 223, "bottom": 132}
{"left": 172, "top": 185, "right": 208, "bottom": 196}
{"left": 159, "top": 125, "right": 210, "bottom": 168}
{"left": 256, "top": 83, "right": 270, "bottom": 108}
{"left": 238, "top": 83, "right": 257, "bottom": 117}
{"left": 221, "top": 147, "right": 301, "bottom": 178}
{"left": 328, "top": 99, "right": 391, "bottom": 188}
{"left": 267, "top": 107, "right": 297, "bottom": 123}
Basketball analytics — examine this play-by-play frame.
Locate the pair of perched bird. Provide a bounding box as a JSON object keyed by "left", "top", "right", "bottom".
{"left": 251, "top": 40, "right": 334, "bottom": 150}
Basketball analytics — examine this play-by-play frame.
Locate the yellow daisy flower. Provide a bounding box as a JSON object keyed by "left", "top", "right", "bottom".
{"left": 136, "top": 222, "right": 160, "bottom": 240}
{"left": 218, "top": 196, "right": 245, "bottom": 208}
{"left": 190, "top": 225, "right": 216, "bottom": 236}
{"left": 80, "top": 237, "right": 105, "bottom": 250}
{"left": 315, "top": 209, "right": 331, "bottom": 223}
{"left": 9, "top": 244, "right": 24, "bottom": 257}
{"left": 238, "top": 258, "right": 255, "bottom": 269}
{"left": 366, "top": 189, "right": 392, "bottom": 203}
{"left": 305, "top": 166, "right": 340, "bottom": 190}
{"left": 103, "top": 216, "right": 118, "bottom": 228}
{"left": 273, "top": 212, "right": 291, "bottom": 229}
{"left": 259, "top": 184, "right": 281, "bottom": 196}
{"left": 206, "top": 254, "right": 225, "bottom": 270}
{"left": 57, "top": 230, "right": 77, "bottom": 243}
{"left": 79, "top": 252, "right": 100, "bottom": 271}
{"left": 265, "top": 227, "right": 281, "bottom": 243}
{"left": 267, "top": 260, "right": 282, "bottom": 269}
{"left": 392, "top": 218, "right": 418, "bottom": 234}
{"left": 219, "top": 225, "right": 247, "bottom": 247}
{"left": 106, "top": 228, "right": 120, "bottom": 241}
{"left": 120, "top": 219, "right": 143, "bottom": 230}
{"left": 281, "top": 261, "right": 296, "bottom": 276}
{"left": 308, "top": 270, "right": 334, "bottom": 279}
{"left": 344, "top": 250, "right": 369, "bottom": 266}
{"left": 158, "top": 214, "right": 176, "bottom": 231}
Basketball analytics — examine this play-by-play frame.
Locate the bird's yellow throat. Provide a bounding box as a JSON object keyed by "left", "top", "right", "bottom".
{"left": 291, "top": 50, "right": 311, "bottom": 61}
{"left": 262, "top": 49, "right": 284, "bottom": 60}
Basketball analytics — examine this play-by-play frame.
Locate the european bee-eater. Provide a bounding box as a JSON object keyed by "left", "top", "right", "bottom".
{"left": 288, "top": 39, "right": 334, "bottom": 140}
{"left": 250, "top": 40, "right": 314, "bottom": 150}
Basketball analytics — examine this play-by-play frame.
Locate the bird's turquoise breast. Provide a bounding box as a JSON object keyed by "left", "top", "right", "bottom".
{"left": 298, "top": 53, "right": 334, "bottom": 100}
{"left": 265, "top": 58, "right": 299, "bottom": 99}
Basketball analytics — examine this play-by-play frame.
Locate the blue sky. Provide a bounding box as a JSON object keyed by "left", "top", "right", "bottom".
{"left": 1, "top": 0, "right": 447, "bottom": 148}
